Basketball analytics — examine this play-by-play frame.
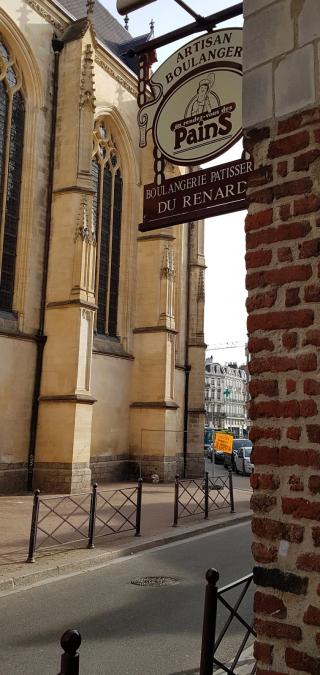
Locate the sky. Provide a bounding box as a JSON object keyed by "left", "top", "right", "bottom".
{"left": 103, "top": 1, "right": 247, "bottom": 366}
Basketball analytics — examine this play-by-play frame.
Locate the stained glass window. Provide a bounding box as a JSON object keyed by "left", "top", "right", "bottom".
{"left": 92, "top": 120, "right": 123, "bottom": 337}
{"left": 0, "top": 37, "right": 24, "bottom": 312}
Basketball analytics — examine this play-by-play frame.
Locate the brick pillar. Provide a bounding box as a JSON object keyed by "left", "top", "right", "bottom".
{"left": 243, "top": 1, "right": 320, "bottom": 672}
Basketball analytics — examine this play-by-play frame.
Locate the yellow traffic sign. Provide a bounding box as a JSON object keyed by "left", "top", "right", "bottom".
{"left": 214, "top": 432, "right": 233, "bottom": 454}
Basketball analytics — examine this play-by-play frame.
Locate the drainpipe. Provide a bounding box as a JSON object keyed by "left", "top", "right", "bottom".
{"left": 182, "top": 221, "right": 192, "bottom": 478}
{"left": 27, "top": 36, "right": 64, "bottom": 491}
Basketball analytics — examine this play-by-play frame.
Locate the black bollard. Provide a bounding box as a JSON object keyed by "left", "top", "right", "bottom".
{"left": 26, "top": 489, "right": 40, "bottom": 563}
{"left": 199, "top": 568, "right": 219, "bottom": 675}
{"left": 173, "top": 474, "right": 179, "bottom": 526}
{"left": 58, "top": 629, "right": 81, "bottom": 675}
{"left": 135, "top": 478, "right": 143, "bottom": 536}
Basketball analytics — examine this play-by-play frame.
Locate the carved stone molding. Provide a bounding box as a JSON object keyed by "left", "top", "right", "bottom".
{"left": 80, "top": 44, "right": 96, "bottom": 111}
{"left": 74, "top": 195, "right": 96, "bottom": 245}
{"left": 161, "top": 245, "right": 175, "bottom": 280}
{"left": 24, "top": 0, "right": 66, "bottom": 31}
{"left": 95, "top": 55, "right": 137, "bottom": 97}
{"left": 197, "top": 268, "right": 205, "bottom": 301}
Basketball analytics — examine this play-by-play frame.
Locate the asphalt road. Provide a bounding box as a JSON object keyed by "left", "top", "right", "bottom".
{"left": 0, "top": 521, "right": 252, "bottom": 675}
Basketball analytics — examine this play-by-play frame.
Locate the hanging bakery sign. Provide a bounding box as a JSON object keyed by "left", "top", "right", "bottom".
{"left": 138, "top": 28, "right": 243, "bottom": 166}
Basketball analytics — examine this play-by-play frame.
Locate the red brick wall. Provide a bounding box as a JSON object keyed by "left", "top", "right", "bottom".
{"left": 245, "top": 107, "right": 320, "bottom": 674}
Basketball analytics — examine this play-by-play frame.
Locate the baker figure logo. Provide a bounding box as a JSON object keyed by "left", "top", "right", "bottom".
{"left": 170, "top": 72, "right": 236, "bottom": 156}
{"left": 186, "top": 76, "right": 221, "bottom": 117}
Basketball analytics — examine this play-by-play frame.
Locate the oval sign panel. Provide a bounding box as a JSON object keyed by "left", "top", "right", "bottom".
{"left": 138, "top": 28, "right": 243, "bottom": 166}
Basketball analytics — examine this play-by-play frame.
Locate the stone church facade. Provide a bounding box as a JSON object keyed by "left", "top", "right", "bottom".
{"left": 0, "top": 0, "right": 205, "bottom": 494}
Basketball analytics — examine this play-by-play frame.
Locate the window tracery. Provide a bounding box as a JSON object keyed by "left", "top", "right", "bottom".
{"left": 0, "top": 36, "right": 24, "bottom": 312}
{"left": 92, "top": 119, "right": 123, "bottom": 337}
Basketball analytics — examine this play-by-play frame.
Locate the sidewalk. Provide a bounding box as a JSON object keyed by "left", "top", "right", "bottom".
{"left": 0, "top": 479, "right": 251, "bottom": 594}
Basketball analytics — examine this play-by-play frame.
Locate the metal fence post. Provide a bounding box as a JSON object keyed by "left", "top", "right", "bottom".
{"left": 57, "top": 629, "right": 81, "bottom": 675}
{"left": 199, "top": 568, "right": 220, "bottom": 675}
{"left": 135, "top": 478, "right": 143, "bottom": 536}
{"left": 26, "top": 489, "right": 40, "bottom": 563}
{"left": 228, "top": 467, "right": 235, "bottom": 513}
{"left": 87, "top": 482, "right": 98, "bottom": 549}
{"left": 204, "top": 471, "right": 209, "bottom": 520}
{"left": 173, "top": 474, "right": 179, "bottom": 526}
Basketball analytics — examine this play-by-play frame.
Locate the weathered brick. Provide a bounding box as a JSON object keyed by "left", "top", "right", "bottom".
{"left": 312, "top": 528, "right": 320, "bottom": 546}
{"left": 282, "top": 332, "right": 298, "bottom": 349}
{"left": 277, "top": 160, "right": 287, "bottom": 177}
{"left": 252, "top": 517, "right": 304, "bottom": 543}
{"left": 285, "top": 287, "right": 300, "bottom": 307}
{"left": 245, "top": 208, "right": 273, "bottom": 232}
{"left": 294, "top": 149, "right": 320, "bottom": 171}
{"left": 246, "top": 264, "right": 312, "bottom": 290}
{"left": 247, "top": 309, "right": 314, "bottom": 333}
{"left": 250, "top": 400, "right": 317, "bottom": 420}
{"left": 248, "top": 187, "right": 273, "bottom": 205}
{"left": 278, "top": 109, "right": 320, "bottom": 134}
{"left": 299, "top": 238, "right": 320, "bottom": 259}
{"left": 268, "top": 131, "right": 309, "bottom": 159}
{"left": 304, "top": 285, "right": 320, "bottom": 303}
{"left": 253, "top": 566, "right": 308, "bottom": 595}
{"left": 248, "top": 165, "right": 273, "bottom": 188}
{"left": 304, "top": 606, "right": 320, "bottom": 627}
{"left": 250, "top": 427, "right": 281, "bottom": 442}
{"left": 252, "top": 542, "right": 278, "bottom": 564}
{"left": 289, "top": 475, "right": 304, "bottom": 492}
{"left": 247, "top": 291, "right": 277, "bottom": 313}
{"left": 251, "top": 493, "right": 277, "bottom": 513}
{"left": 248, "top": 336, "right": 275, "bottom": 353}
{"left": 307, "top": 425, "right": 320, "bottom": 443}
{"left": 286, "top": 379, "right": 296, "bottom": 394}
{"left": 294, "top": 195, "right": 320, "bottom": 217}
{"left": 246, "top": 249, "right": 273, "bottom": 269}
{"left": 298, "top": 353, "right": 317, "bottom": 372}
{"left": 254, "top": 641, "right": 273, "bottom": 665}
{"left": 282, "top": 497, "right": 320, "bottom": 520}
{"left": 287, "top": 427, "right": 301, "bottom": 441}
{"left": 246, "top": 221, "right": 310, "bottom": 250}
{"left": 300, "top": 400, "right": 318, "bottom": 417}
{"left": 274, "top": 177, "right": 312, "bottom": 199}
{"left": 249, "top": 380, "right": 278, "bottom": 398}
{"left": 278, "top": 246, "right": 292, "bottom": 262}
{"left": 279, "top": 203, "right": 291, "bottom": 221}
{"left": 251, "top": 473, "right": 280, "bottom": 491}
{"left": 255, "top": 618, "right": 302, "bottom": 641}
{"left": 252, "top": 446, "right": 279, "bottom": 466}
{"left": 254, "top": 591, "right": 287, "bottom": 619}
{"left": 249, "top": 354, "right": 316, "bottom": 374}
{"left": 298, "top": 553, "right": 320, "bottom": 573}
{"left": 309, "top": 476, "right": 320, "bottom": 495}
{"left": 279, "top": 446, "right": 320, "bottom": 469}
{"left": 303, "top": 330, "right": 320, "bottom": 347}
{"left": 285, "top": 647, "right": 320, "bottom": 674}
{"left": 304, "top": 379, "right": 320, "bottom": 396}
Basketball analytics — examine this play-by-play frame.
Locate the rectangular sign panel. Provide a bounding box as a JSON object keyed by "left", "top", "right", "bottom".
{"left": 140, "top": 157, "right": 253, "bottom": 232}
{"left": 214, "top": 432, "right": 233, "bottom": 454}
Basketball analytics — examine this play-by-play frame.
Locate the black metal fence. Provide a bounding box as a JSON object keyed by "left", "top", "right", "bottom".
{"left": 200, "top": 568, "right": 256, "bottom": 675}
{"left": 173, "top": 470, "right": 234, "bottom": 526}
{"left": 27, "top": 480, "right": 143, "bottom": 562}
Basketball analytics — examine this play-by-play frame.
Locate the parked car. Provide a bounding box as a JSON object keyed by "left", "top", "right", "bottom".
{"left": 224, "top": 438, "right": 252, "bottom": 469}
{"left": 235, "top": 446, "right": 254, "bottom": 475}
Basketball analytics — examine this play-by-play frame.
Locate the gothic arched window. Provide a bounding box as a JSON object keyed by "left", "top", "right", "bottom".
{"left": 92, "top": 120, "right": 123, "bottom": 337}
{"left": 0, "top": 37, "right": 25, "bottom": 312}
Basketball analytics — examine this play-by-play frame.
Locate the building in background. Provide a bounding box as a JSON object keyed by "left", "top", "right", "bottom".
{"left": 0, "top": 0, "right": 206, "bottom": 493}
{"left": 204, "top": 357, "right": 249, "bottom": 437}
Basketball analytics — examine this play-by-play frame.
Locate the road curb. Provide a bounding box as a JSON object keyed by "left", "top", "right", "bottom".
{"left": 0, "top": 511, "right": 251, "bottom": 595}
